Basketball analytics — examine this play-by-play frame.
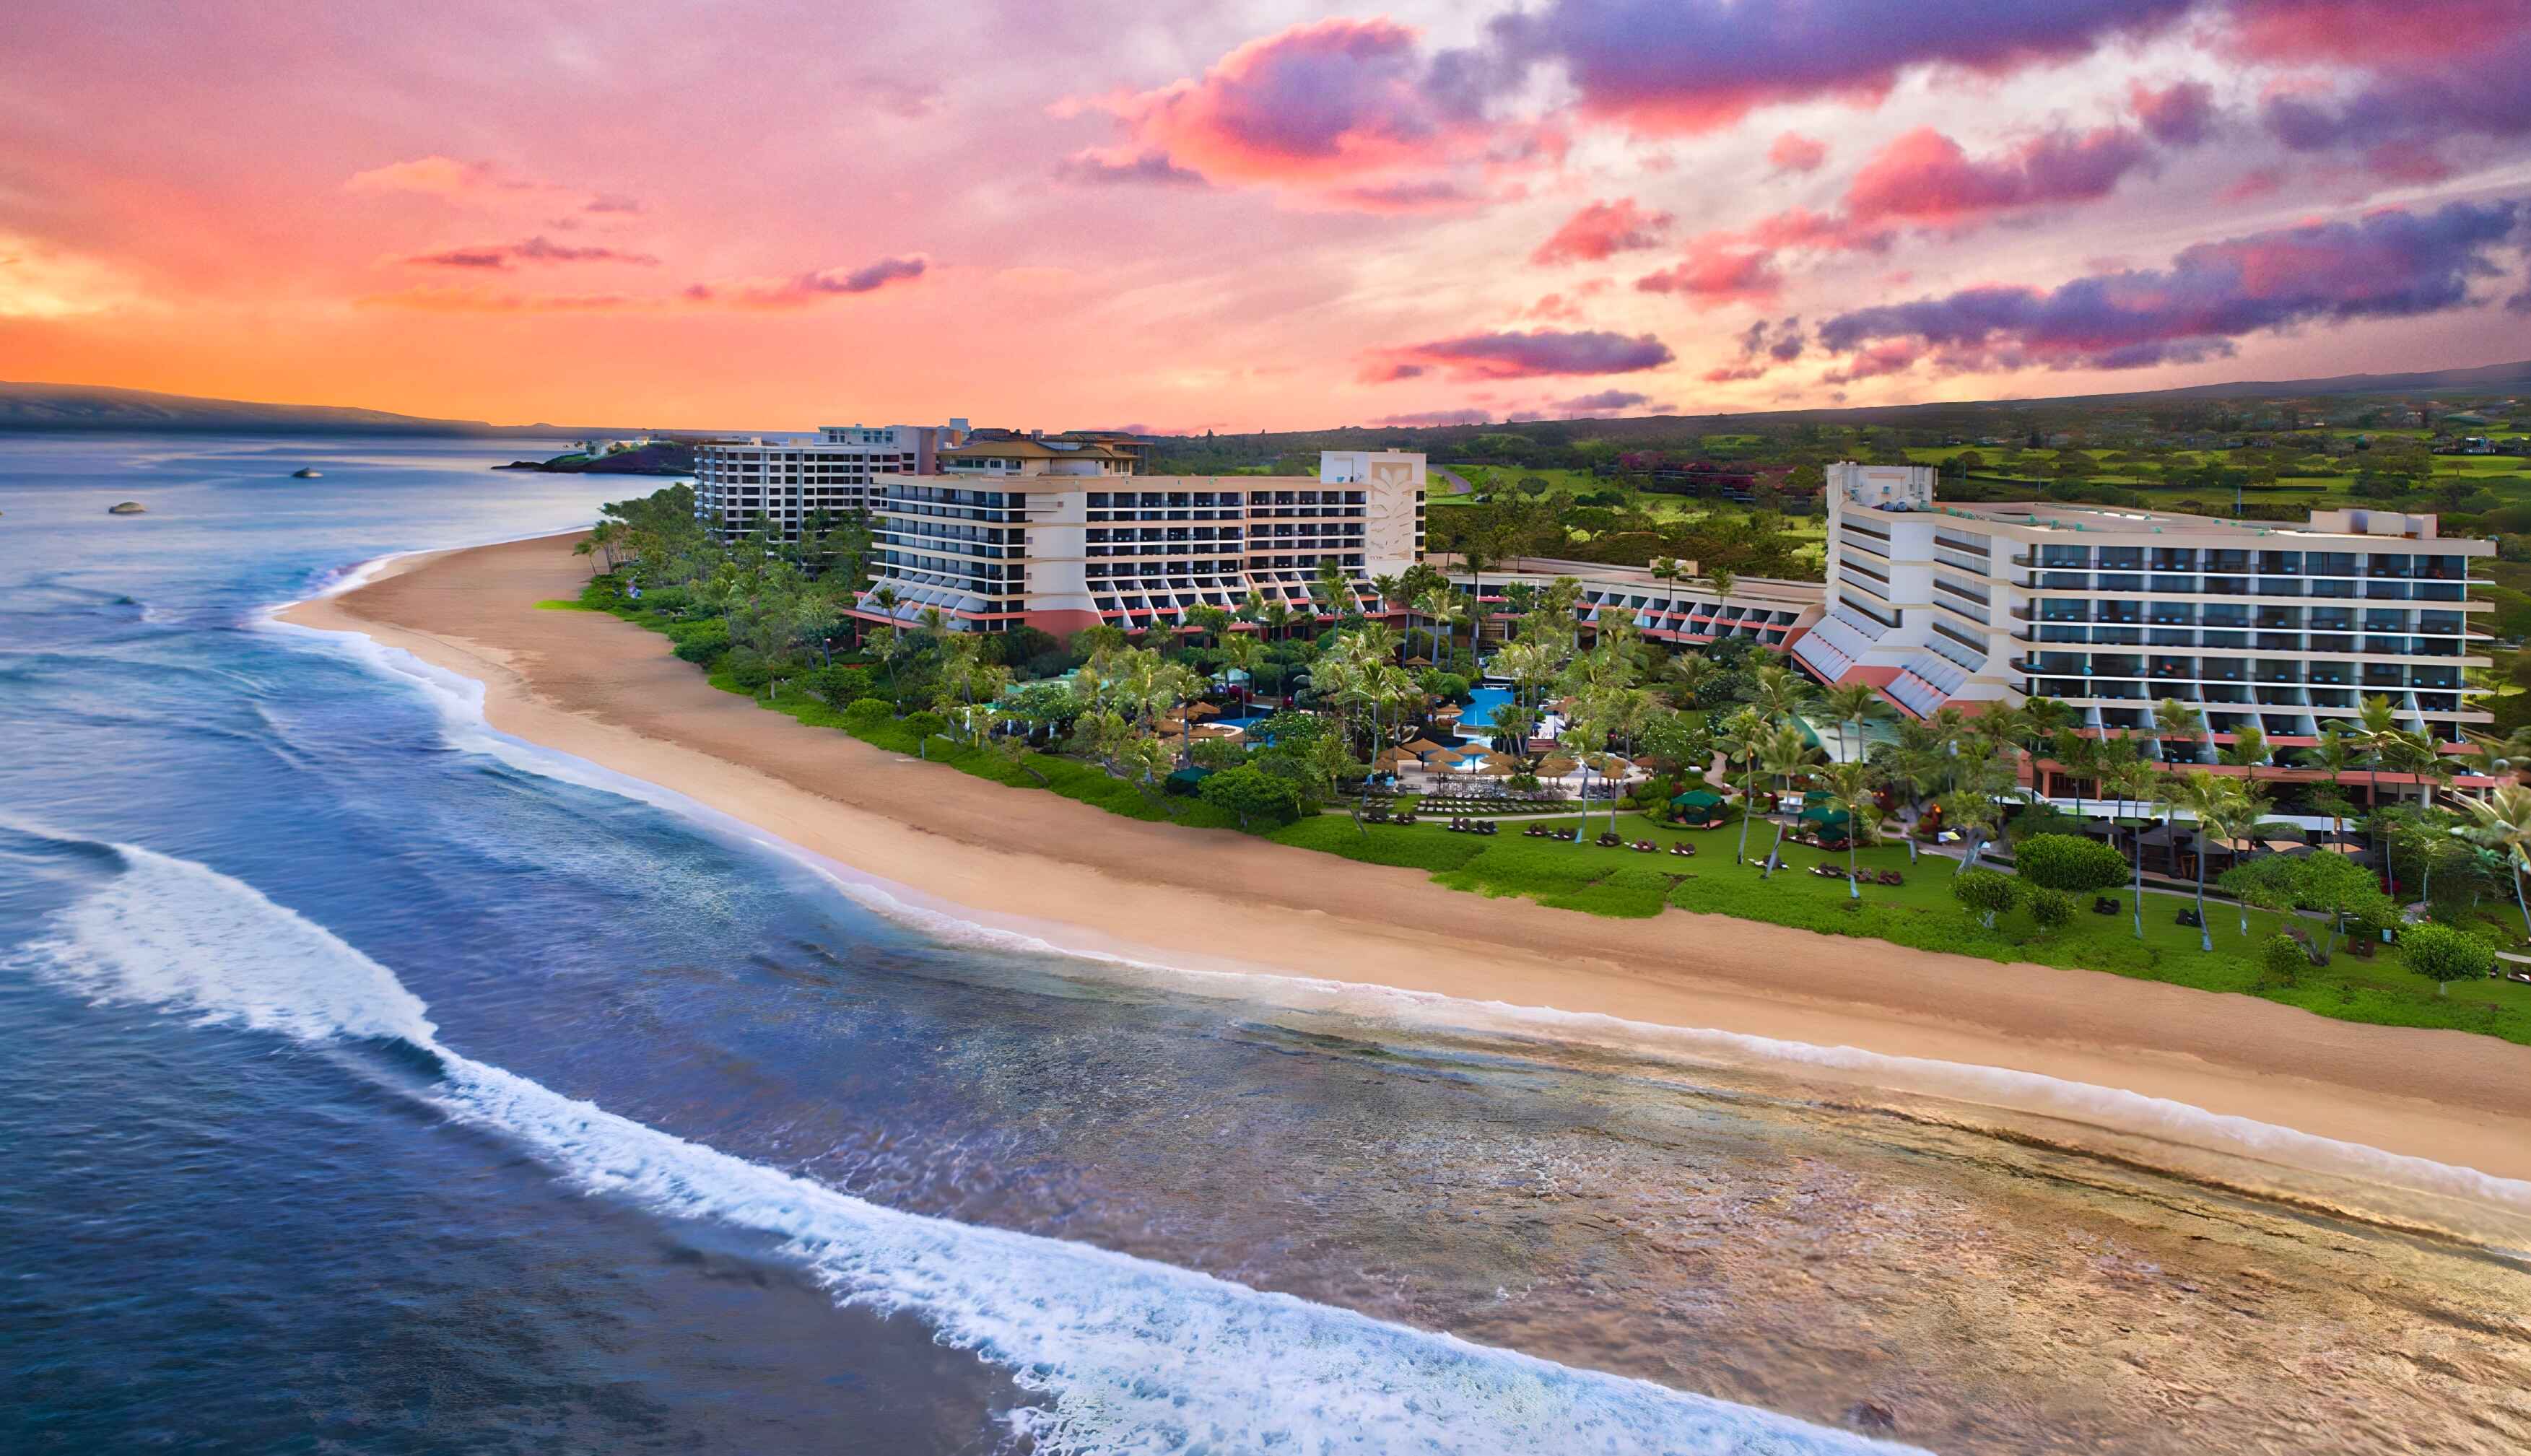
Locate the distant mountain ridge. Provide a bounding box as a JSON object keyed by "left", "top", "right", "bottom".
{"left": 6, "top": 359, "right": 2527, "bottom": 440}
{"left": 0, "top": 380, "right": 633, "bottom": 437}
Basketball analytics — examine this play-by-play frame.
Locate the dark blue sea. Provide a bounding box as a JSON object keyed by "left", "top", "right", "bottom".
{"left": 4, "top": 435, "right": 2528, "bottom": 1455}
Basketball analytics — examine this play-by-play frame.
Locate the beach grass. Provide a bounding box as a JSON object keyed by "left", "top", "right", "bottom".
{"left": 533, "top": 598, "right": 598, "bottom": 610}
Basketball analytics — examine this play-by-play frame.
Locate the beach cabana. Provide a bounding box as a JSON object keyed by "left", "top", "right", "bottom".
{"left": 1164, "top": 765, "right": 1216, "bottom": 795}
{"left": 1671, "top": 788, "right": 1726, "bottom": 824}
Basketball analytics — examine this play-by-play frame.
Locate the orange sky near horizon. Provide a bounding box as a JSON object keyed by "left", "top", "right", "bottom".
{"left": 6, "top": 1, "right": 2530, "bottom": 434}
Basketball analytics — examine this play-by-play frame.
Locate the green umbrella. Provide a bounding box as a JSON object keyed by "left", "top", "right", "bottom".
{"left": 1670, "top": 789, "right": 1724, "bottom": 808}
{"left": 1798, "top": 803, "right": 1851, "bottom": 826}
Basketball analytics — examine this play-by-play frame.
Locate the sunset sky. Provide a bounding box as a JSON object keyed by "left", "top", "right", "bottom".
{"left": 6, "top": 1, "right": 2529, "bottom": 432}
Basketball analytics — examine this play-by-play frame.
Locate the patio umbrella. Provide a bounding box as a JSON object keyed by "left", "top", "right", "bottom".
{"left": 1471, "top": 760, "right": 1516, "bottom": 777}
{"left": 1402, "top": 737, "right": 1449, "bottom": 754}
{"left": 1374, "top": 747, "right": 1421, "bottom": 768}
{"left": 1671, "top": 789, "right": 1724, "bottom": 808}
{"left": 1538, "top": 755, "right": 1579, "bottom": 777}
{"left": 1798, "top": 803, "right": 1852, "bottom": 827}
{"left": 1185, "top": 702, "right": 1222, "bottom": 719}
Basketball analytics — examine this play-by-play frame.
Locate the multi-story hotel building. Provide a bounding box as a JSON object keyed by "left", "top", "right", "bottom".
{"left": 853, "top": 446, "right": 1427, "bottom": 636}
{"left": 1793, "top": 463, "right": 2493, "bottom": 763}
{"left": 693, "top": 422, "right": 963, "bottom": 544}
{"left": 1434, "top": 556, "right": 1824, "bottom": 652}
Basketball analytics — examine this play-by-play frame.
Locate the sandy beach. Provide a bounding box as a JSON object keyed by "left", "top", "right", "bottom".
{"left": 282, "top": 531, "right": 2531, "bottom": 1185}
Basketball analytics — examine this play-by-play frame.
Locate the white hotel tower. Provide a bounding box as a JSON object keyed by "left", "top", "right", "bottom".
{"left": 692, "top": 422, "right": 961, "bottom": 543}
{"left": 854, "top": 445, "right": 1426, "bottom": 637}
{"left": 1792, "top": 463, "right": 2493, "bottom": 770}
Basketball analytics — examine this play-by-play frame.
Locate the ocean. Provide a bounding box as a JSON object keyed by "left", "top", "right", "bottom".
{"left": 3, "top": 432, "right": 2528, "bottom": 1455}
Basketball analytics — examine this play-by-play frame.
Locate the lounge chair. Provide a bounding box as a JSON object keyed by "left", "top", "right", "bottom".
{"left": 1670, "top": 842, "right": 1696, "bottom": 858}
{"left": 1480, "top": 821, "right": 1499, "bottom": 836}
{"left": 1879, "top": 871, "right": 1903, "bottom": 887}
{"left": 2092, "top": 896, "right": 2121, "bottom": 915}
{"left": 1632, "top": 840, "right": 1657, "bottom": 853}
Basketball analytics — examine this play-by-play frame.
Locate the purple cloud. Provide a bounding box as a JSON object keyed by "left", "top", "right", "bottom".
{"left": 1360, "top": 328, "right": 1676, "bottom": 383}
{"left": 2260, "top": 35, "right": 2531, "bottom": 159}
{"left": 2130, "top": 79, "right": 2217, "bottom": 146}
{"left": 405, "top": 235, "right": 660, "bottom": 269}
{"left": 684, "top": 254, "right": 930, "bottom": 308}
{"left": 1477, "top": 0, "right": 2201, "bottom": 134}
{"left": 1054, "top": 150, "right": 1210, "bottom": 188}
{"left": 1553, "top": 389, "right": 1655, "bottom": 412}
{"left": 1816, "top": 198, "right": 2525, "bottom": 375}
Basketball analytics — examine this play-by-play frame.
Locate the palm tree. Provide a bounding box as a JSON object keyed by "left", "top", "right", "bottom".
{"left": 2102, "top": 758, "right": 2163, "bottom": 941}
{"left": 2152, "top": 697, "right": 2205, "bottom": 767}
{"left": 1661, "top": 651, "right": 1722, "bottom": 710}
{"left": 1746, "top": 663, "right": 1813, "bottom": 727}
{"left": 1715, "top": 708, "right": 1769, "bottom": 865}
{"left": 2051, "top": 728, "right": 2106, "bottom": 821}
{"left": 1869, "top": 739, "right": 1941, "bottom": 863}
{"left": 2353, "top": 694, "right": 2402, "bottom": 866}
{"left": 1703, "top": 568, "right": 1737, "bottom": 643}
{"left": 2166, "top": 771, "right": 2257, "bottom": 952}
{"left": 1756, "top": 723, "right": 1822, "bottom": 876}
{"left": 1937, "top": 786, "right": 2001, "bottom": 877}
{"left": 1822, "top": 759, "right": 1882, "bottom": 899}
{"left": 2459, "top": 784, "right": 2531, "bottom": 937}
{"left": 1819, "top": 681, "right": 1887, "bottom": 765}
{"left": 2309, "top": 723, "right": 2361, "bottom": 852}
{"left": 1566, "top": 709, "right": 1611, "bottom": 847}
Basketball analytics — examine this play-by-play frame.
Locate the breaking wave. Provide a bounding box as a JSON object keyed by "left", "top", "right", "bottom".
{"left": 5, "top": 832, "right": 1917, "bottom": 1455}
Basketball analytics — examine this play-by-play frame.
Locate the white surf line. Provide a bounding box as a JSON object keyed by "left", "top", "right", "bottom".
{"left": 7, "top": 832, "right": 1922, "bottom": 1456}
{"left": 261, "top": 579, "right": 2531, "bottom": 1223}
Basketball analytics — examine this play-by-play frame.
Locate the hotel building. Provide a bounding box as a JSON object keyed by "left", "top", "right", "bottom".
{"left": 853, "top": 446, "right": 1427, "bottom": 636}
{"left": 693, "top": 422, "right": 964, "bottom": 544}
{"left": 1434, "top": 556, "right": 1824, "bottom": 652}
{"left": 1793, "top": 463, "right": 2493, "bottom": 764}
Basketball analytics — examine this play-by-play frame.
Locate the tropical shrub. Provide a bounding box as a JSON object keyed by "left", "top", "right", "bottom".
{"left": 842, "top": 697, "right": 894, "bottom": 731}
{"left": 2014, "top": 834, "right": 2130, "bottom": 892}
{"left": 2261, "top": 933, "right": 2307, "bottom": 985}
{"left": 720, "top": 647, "right": 774, "bottom": 691}
{"left": 1197, "top": 765, "right": 1304, "bottom": 829}
{"left": 1953, "top": 868, "right": 2017, "bottom": 928}
{"left": 2027, "top": 887, "right": 2075, "bottom": 933}
{"left": 808, "top": 664, "right": 874, "bottom": 708}
{"left": 2401, "top": 923, "right": 2495, "bottom": 994}
{"left": 668, "top": 616, "right": 730, "bottom": 664}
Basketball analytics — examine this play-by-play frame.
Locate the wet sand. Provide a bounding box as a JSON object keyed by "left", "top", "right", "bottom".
{"left": 280, "top": 531, "right": 2531, "bottom": 1185}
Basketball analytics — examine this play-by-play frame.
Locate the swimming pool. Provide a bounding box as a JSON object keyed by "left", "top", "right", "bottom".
{"left": 1457, "top": 686, "right": 1512, "bottom": 741}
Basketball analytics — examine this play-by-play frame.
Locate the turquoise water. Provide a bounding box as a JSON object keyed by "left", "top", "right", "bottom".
{"left": 4, "top": 434, "right": 2530, "bottom": 1454}
{"left": 1459, "top": 686, "right": 1513, "bottom": 739}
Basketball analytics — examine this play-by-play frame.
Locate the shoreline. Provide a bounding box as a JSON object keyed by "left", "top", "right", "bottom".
{"left": 278, "top": 532, "right": 2531, "bottom": 1191}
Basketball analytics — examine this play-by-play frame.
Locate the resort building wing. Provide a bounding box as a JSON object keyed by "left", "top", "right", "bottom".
{"left": 1796, "top": 461, "right": 2493, "bottom": 762}
{"left": 851, "top": 445, "right": 1427, "bottom": 636}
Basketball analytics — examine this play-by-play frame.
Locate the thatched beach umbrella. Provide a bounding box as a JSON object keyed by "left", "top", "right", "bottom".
{"left": 1537, "top": 755, "right": 1579, "bottom": 777}
{"left": 1403, "top": 737, "right": 1449, "bottom": 754}
{"left": 1185, "top": 702, "right": 1222, "bottom": 719}
{"left": 1375, "top": 747, "right": 1421, "bottom": 768}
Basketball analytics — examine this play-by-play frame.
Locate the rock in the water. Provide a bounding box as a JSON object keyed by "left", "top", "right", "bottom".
{"left": 108, "top": 501, "right": 148, "bottom": 515}
{"left": 292, "top": 467, "right": 321, "bottom": 478}
{"left": 1845, "top": 1401, "right": 1896, "bottom": 1434}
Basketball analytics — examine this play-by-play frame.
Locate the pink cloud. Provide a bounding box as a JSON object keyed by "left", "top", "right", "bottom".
{"left": 1843, "top": 124, "right": 2156, "bottom": 228}
{"left": 2223, "top": 0, "right": 2530, "bottom": 65}
{"left": 1634, "top": 242, "right": 1783, "bottom": 308}
{"left": 1360, "top": 328, "right": 1675, "bottom": 383}
{"left": 1767, "top": 132, "right": 1829, "bottom": 173}
{"left": 1530, "top": 197, "right": 1673, "bottom": 265}
{"left": 1079, "top": 19, "right": 1476, "bottom": 187}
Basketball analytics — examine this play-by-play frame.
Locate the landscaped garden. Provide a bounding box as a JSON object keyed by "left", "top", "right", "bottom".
{"left": 570, "top": 480, "right": 2531, "bottom": 1047}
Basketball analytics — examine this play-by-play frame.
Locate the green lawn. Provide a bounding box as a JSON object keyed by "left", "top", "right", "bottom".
{"left": 1273, "top": 811, "right": 2531, "bottom": 1045}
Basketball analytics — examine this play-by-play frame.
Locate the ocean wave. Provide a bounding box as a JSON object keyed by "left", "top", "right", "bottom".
{"left": 261, "top": 585, "right": 2531, "bottom": 1228}
{"left": 4, "top": 832, "right": 1917, "bottom": 1456}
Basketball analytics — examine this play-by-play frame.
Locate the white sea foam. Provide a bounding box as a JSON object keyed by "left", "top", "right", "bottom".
{"left": 9, "top": 837, "right": 1920, "bottom": 1455}
{"left": 260, "top": 573, "right": 2531, "bottom": 1224}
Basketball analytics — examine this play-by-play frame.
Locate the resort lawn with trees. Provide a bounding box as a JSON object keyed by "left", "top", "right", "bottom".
{"left": 573, "top": 479, "right": 2531, "bottom": 1050}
